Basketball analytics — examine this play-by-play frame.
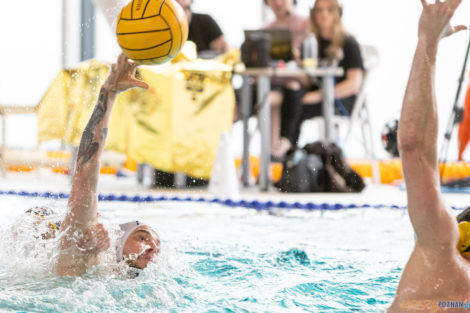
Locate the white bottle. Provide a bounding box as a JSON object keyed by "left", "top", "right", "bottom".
{"left": 302, "top": 33, "right": 318, "bottom": 68}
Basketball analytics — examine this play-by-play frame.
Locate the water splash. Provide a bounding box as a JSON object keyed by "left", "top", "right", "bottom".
{"left": 0, "top": 200, "right": 411, "bottom": 312}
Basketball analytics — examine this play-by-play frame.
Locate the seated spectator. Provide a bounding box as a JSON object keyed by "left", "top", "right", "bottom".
{"left": 263, "top": 0, "right": 309, "bottom": 60}
{"left": 288, "top": 0, "right": 364, "bottom": 150}
{"left": 175, "top": 0, "right": 229, "bottom": 55}
{"left": 263, "top": 0, "right": 309, "bottom": 160}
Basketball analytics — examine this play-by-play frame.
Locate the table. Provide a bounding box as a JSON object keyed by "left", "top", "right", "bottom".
{"left": 236, "top": 66, "right": 343, "bottom": 191}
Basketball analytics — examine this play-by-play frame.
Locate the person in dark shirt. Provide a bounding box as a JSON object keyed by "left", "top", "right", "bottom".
{"left": 175, "top": 0, "right": 229, "bottom": 54}
{"left": 301, "top": 0, "right": 364, "bottom": 117}
{"left": 300, "top": 34, "right": 364, "bottom": 117}
{"left": 280, "top": 0, "right": 364, "bottom": 151}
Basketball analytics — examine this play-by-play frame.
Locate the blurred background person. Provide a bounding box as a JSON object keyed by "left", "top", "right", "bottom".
{"left": 287, "top": 0, "right": 364, "bottom": 151}
{"left": 262, "top": 0, "right": 309, "bottom": 159}
{"left": 176, "top": 0, "right": 229, "bottom": 56}
{"left": 263, "top": 0, "right": 308, "bottom": 58}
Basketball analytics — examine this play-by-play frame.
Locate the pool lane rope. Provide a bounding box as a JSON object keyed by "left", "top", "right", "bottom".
{"left": 0, "top": 189, "right": 464, "bottom": 211}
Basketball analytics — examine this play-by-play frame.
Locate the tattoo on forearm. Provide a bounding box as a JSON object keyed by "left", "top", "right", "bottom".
{"left": 76, "top": 88, "right": 109, "bottom": 171}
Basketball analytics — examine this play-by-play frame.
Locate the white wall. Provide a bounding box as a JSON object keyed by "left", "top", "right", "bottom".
{"left": 1, "top": 0, "right": 470, "bottom": 160}
{"left": 0, "top": 0, "right": 63, "bottom": 148}
{"left": 342, "top": 0, "right": 470, "bottom": 160}
{"left": 0, "top": 1, "right": 63, "bottom": 107}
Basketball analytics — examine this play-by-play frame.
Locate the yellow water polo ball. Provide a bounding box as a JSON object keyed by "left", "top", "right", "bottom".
{"left": 116, "top": 0, "right": 188, "bottom": 65}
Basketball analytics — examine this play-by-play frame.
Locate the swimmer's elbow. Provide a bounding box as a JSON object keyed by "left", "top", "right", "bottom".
{"left": 398, "top": 132, "right": 424, "bottom": 153}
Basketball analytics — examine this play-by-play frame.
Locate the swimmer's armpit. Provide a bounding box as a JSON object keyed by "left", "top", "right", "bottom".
{"left": 75, "top": 223, "right": 111, "bottom": 254}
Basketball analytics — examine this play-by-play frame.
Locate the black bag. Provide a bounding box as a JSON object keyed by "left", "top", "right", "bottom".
{"left": 241, "top": 33, "right": 271, "bottom": 68}
{"left": 304, "top": 141, "right": 365, "bottom": 192}
{"left": 276, "top": 141, "right": 366, "bottom": 193}
{"left": 275, "top": 150, "right": 325, "bottom": 193}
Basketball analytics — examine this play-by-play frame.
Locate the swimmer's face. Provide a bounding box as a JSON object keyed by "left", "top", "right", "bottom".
{"left": 122, "top": 226, "right": 161, "bottom": 269}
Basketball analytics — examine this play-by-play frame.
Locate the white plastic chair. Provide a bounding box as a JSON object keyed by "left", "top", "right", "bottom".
{"left": 341, "top": 44, "right": 379, "bottom": 158}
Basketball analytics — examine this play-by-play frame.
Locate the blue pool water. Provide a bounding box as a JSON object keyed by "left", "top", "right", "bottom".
{"left": 0, "top": 195, "right": 414, "bottom": 312}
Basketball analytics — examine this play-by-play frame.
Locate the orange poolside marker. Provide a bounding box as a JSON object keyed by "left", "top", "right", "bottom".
{"left": 8, "top": 165, "right": 34, "bottom": 172}
{"left": 51, "top": 166, "right": 69, "bottom": 175}
{"left": 124, "top": 157, "right": 138, "bottom": 172}
{"left": 100, "top": 166, "right": 118, "bottom": 175}
{"left": 271, "top": 162, "right": 283, "bottom": 183}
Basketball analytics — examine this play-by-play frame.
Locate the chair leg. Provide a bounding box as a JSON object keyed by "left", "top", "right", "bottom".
{"left": 317, "top": 118, "right": 325, "bottom": 141}
{"left": 362, "top": 103, "right": 381, "bottom": 183}
{"left": 364, "top": 103, "right": 376, "bottom": 159}
{"left": 361, "top": 119, "right": 371, "bottom": 156}
{"left": 343, "top": 118, "right": 354, "bottom": 146}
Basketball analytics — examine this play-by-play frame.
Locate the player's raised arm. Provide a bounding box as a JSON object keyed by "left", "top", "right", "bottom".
{"left": 56, "top": 54, "right": 148, "bottom": 276}
{"left": 398, "top": 0, "right": 466, "bottom": 249}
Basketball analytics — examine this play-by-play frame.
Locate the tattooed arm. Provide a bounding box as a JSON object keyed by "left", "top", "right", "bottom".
{"left": 56, "top": 54, "right": 148, "bottom": 276}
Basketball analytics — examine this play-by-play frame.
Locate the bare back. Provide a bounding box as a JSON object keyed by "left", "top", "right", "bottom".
{"left": 389, "top": 247, "right": 470, "bottom": 311}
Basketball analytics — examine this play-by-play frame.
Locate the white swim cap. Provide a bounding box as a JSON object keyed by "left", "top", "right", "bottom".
{"left": 115, "top": 221, "right": 153, "bottom": 262}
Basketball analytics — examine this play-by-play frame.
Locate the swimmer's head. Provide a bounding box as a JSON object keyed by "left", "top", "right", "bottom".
{"left": 456, "top": 207, "right": 470, "bottom": 258}
{"left": 26, "top": 206, "right": 55, "bottom": 217}
{"left": 25, "top": 206, "right": 61, "bottom": 240}
{"left": 116, "top": 221, "right": 160, "bottom": 270}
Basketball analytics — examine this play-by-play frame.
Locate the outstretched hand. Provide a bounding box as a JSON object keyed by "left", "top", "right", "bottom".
{"left": 419, "top": 0, "right": 466, "bottom": 42}
{"left": 104, "top": 53, "right": 150, "bottom": 93}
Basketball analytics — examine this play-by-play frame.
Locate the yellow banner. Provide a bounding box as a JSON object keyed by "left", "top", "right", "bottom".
{"left": 38, "top": 58, "right": 235, "bottom": 179}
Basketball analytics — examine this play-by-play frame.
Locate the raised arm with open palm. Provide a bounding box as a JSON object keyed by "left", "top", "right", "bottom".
{"left": 56, "top": 54, "right": 149, "bottom": 276}
{"left": 389, "top": 1, "right": 469, "bottom": 311}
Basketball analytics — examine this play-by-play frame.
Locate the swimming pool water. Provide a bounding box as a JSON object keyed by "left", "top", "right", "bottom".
{"left": 0, "top": 195, "right": 413, "bottom": 312}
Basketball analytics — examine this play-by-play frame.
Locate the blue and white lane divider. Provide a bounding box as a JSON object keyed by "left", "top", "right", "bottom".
{"left": 0, "top": 189, "right": 463, "bottom": 211}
